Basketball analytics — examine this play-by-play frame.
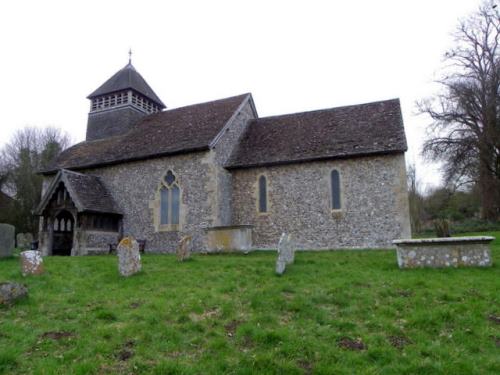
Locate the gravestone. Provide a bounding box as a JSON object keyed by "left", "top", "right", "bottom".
{"left": 20, "top": 250, "right": 44, "bottom": 276}
{"left": 0, "top": 223, "right": 15, "bottom": 258}
{"left": 16, "top": 233, "right": 34, "bottom": 250}
{"left": 117, "top": 237, "right": 141, "bottom": 276}
{"left": 0, "top": 282, "right": 28, "bottom": 305}
{"left": 275, "top": 233, "right": 295, "bottom": 275}
{"left": 177, "top": 235, "right": 192, "bottom": 261}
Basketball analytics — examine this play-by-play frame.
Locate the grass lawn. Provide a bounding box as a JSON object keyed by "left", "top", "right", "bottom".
{"left": 1, "top": 232, "right": 499, "bottom": 374}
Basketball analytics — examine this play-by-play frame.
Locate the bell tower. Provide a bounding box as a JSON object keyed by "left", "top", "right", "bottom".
{"left": 86, "top": 54, "right": 166, "bottom": 141}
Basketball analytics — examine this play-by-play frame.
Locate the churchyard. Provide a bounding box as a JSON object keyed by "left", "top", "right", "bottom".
{"left": 0, "top": 232, "right": 498, "bottom": 374}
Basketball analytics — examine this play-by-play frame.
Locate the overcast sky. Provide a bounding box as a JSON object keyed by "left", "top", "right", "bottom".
{"left": 0, "top": 0, "right": 482, "bottom": 189}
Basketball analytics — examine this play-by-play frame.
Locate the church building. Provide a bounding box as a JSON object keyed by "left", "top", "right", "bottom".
{"left": 35, "top": 61, "right": 411, "bottom": 255}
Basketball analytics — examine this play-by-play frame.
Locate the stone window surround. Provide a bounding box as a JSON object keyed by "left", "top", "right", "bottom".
{"left": 256, "top": 173, "right": 271, "bottom": 215}
{"left": 149, "top": 170, "right": 183, "bottom": 232}
{"left": 330, "top": 168, "right": 343, "bottom": 212}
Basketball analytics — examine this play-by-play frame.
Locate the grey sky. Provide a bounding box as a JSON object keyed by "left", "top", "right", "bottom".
{"left": 0, "top": 0, "right": 481, "bottom": 188}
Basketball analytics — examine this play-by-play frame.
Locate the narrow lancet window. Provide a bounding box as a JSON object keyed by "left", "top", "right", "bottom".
{"left": 331, "top": 170, "right": 341, "bottom": 210}
{"left": 258, "top": 175, "right": 267, "bottom": 213}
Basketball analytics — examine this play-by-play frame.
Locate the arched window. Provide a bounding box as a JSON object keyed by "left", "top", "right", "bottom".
{"left": 160, "top": 170, "right": 180, "bottom": 226}
{"left": 54, "top": 218, "right": 59, "bottom": 231}
{"left": 331, "top": 170, "right": 341, "bottom": 210}
{"left": 258, "top": 175, "right": 267, "bottom": 213}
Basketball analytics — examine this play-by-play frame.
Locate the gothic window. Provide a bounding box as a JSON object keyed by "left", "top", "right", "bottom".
{"left": 159, "top": 170, "right": 180, "bottom": 226}
{"left": 54, "top": 218, "right": 59, "bottom": 231}
{"left": 258, "top": 175, "right": 267, "bottom": 213}
{"left": 331, "top": 169, "right": 341, "bottom": 210}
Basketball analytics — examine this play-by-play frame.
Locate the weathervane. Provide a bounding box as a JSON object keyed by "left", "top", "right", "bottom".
{"left": 128, "top": 48, "right": 132, "bottom": 64}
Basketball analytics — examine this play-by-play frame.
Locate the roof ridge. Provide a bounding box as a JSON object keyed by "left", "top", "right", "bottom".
{"left": 254, "top": 98, "right": 401, "bottom": 122}
{"left": 162, "top": 93, "right": 251, "bottom": 113}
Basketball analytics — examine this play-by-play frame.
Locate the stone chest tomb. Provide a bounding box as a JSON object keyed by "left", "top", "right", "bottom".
{"left": 36, "top": 60, "right": 411, "bottom": 255}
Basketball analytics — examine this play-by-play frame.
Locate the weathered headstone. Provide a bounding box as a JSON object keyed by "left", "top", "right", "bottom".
{"left": 0, "top": 223, "right": 15, "bottom": 258}
{"left": 0, "top": 282, "right": 28, "bottom": 305}
{"left": 117, "top": 237, "right": 142, "bottom": 276}
{"left": 177, "top": 235, "right": 192, "bottom": 262}
{"left": 16, "top": 232, "right": 34, "bottom": 250}
{"left": 275, "top": 233, "right": 295, "bottom": 275}
{"left": 20, "top": 250, "right": 44, "bottom": 276}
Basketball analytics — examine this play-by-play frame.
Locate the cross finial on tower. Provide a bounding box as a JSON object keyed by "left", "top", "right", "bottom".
{"left": 128, "top": 48, "right": 132, "bottom": 64}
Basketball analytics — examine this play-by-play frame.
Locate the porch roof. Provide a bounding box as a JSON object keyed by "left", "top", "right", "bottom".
{"left": 35, "top": 169, "right": 122, "bottom": 216}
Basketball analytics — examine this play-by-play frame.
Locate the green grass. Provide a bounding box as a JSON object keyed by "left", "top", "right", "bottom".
{"left": 1, "top": 232, "right": 499, "bottom": 374}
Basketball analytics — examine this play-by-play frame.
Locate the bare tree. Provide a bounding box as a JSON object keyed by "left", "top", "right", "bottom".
{"left": 407, "top": 162, "right": 425, "bottom": 233}
{"left": 0, "top": 126, "right": 71, "bottom": 234}
{"left": 418, "top": 1, "right": 500, "bottom": 220}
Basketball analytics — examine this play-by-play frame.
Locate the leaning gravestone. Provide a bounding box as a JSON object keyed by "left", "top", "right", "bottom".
{"left": 117, "top": 237, "right": 142, "bottom": 277}
{"left": 177, "top": 235, "right": 192, "bottom": 262}
{"left": 16, "top": 233, "right": 34, "bottom": 250}
{"left": 0, "top": 282, "right": 28, "bottom": 305}
{"left": 275, "top": 233, "right": 295, "bottom": 275}
{"left": 20, "top": 250, "right": 44, "bottom": 276}
{"left": 0, "top": 223, "right": 15, "bottom": 258}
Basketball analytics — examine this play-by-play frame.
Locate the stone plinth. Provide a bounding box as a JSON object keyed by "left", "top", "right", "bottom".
{"left": 393, "top": 236, "right": 494, "bottom": 268}
{"left": 117, "top": 237, "right": 141, "bottom": 276}
{"left": 206, "top": 225, "right": 253, "bottom": 253}
{"left": 0, "top": 223, "right": 15, "bottom": 258}
{"left": 20, "top": 251, "right": 44, "bottom": 276}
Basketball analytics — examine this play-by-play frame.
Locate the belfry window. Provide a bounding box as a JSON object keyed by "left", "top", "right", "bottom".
{"left": 331, "top": 170, "right": 341, "bottom": 210}
{"left": 258, "top": 175, "right": 267, "bottom": 213}
{"left": 159, "top": 170, "right": 180, "bottom": 225}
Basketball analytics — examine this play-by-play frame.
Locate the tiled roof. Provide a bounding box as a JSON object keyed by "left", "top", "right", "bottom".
{"left": 88, "top": 63, "right": 166, "bottom": 108}
{"left": 35, "top": 170, "right": 121, "bottom": 215}
{"left": 42, "top": 94, "right": 251, "bottom": 173}
{"left": 226, "top": 99, "right": 407, "bottom": 169}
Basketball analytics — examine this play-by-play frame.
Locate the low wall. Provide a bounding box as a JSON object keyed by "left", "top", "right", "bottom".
{"left": 205, "top": 225, "right": 253, "bottom": 253}
{"left": 393, "top": 236, "right": 494, "bottom": 268}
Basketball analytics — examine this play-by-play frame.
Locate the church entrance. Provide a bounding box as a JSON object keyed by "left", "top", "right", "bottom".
{"left": 52, "top": 210, "right": 74, "bottom": 256}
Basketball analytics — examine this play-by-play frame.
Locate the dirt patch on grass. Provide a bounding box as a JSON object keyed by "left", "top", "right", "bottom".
{"left": 116, "top": 340, "right": 135, "bottom": 361}
{"left": 240, "top": 335, "right": 254, "bottom": 350}
{"left": 189, "top": 308, "right": 220, "bottom": 322}
{"left": 40, "top": 331, "right": 75, "bottom": 340}
{"left": 129, "top": 301, "right": 142, "bottom": 309}
{"left": 487, "top": 314, "right": 500, "bottom": 324}
{"left": 297, "top": 359, "right": 313, "bottom": 375}
{"left": 397, "top": 289, "right": 413, "bottom": 298}
{"left": 388, "top": 335, "right": 412, "bottom": 349}
{"left": 224, "top": 320, "right": 243, "bottom": 337}
{"left": 337, "top": 337, "right": 367, "bottom": 351}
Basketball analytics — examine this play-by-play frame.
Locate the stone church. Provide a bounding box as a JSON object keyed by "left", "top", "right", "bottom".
{"left": 35, "top": 61, "right": 411, "bottom": 256}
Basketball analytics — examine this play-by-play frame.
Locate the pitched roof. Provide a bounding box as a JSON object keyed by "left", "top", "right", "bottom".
{"left": 226, "top": 98, "right": 407, "bottom": 169}
{"left": 35, "top": 169, "right": 121, "bottom": 215}
{"left": 87, "top": 63, "right": 166, "bottom": 108}
{"left": 42, "top": 94, "right": 251, "bottom": 174}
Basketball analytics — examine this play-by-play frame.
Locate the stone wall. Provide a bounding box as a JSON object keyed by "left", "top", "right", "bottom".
{"left": 84, "top": 151, "right": 216, "bottom": 253}
{"left": 211, "top": 97, "right": 256, "bottom": 226}
{"left": 231, "top": 153, "right": 411, "bottom": 249}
